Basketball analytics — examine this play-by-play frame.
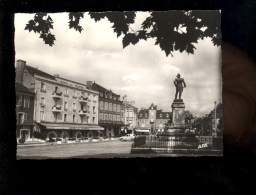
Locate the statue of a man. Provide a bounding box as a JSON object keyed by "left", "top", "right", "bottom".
{"left": 173, "top": 73, "right": 186, "bottom": 99}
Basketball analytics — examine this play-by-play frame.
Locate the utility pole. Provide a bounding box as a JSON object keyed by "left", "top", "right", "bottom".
{"left": 214, "top": 101, "right": 217, "bottom": 137}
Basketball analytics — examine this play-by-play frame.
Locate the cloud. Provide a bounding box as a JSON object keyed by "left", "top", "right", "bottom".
{"left": 100, "top": 53, "right": 122, "bottom": 58}
{"left": 121, "top": 85, "right": 140, "bottom": 91}
{"left": 149, "top": 85, "right": 164, "bottom": 90}
{"left": 122, "top": 74, "right": 141, "bottom": 82}
{"left": 163, "top": 64, "right": 180, "bottom": 72}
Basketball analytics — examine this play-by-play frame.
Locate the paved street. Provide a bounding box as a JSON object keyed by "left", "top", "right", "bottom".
{"left": 17, "top": 140, "right": 199, "bottom": 159}
{"left": 17, "top": 140, "right": 135, "bottom": 159}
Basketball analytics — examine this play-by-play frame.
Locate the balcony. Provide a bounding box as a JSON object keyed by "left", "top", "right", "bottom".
{"left": 52, "top": 92, "right": 62, "bottom": 99}
{"left": 79, "top": 96, "right": 88, "bottom": 103}
{"left": 93, "top": 111, "right": 97, "bottom": 114}
{"left": 40, "top": 103, "right": 45, "bottom": 107}
{"left": 79, "top": 109, "right": 88, "bottom": 115}
{"left": 52, "top": 105, "right": 62, "bottom": 112}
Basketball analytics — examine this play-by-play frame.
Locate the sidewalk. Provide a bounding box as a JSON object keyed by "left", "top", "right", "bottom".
{"left": 17, "top": 138, "right": 119, "bottom": 147}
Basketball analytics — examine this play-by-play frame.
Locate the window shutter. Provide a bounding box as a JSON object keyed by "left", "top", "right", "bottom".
{"left": 24, "top": 113, "right": 27, "bottom": 123}
{"left": 28, "top": 97, "right": 30, "bottom": 108}
{"left": 16, "top": 113, "right": 19, "bottom": 124}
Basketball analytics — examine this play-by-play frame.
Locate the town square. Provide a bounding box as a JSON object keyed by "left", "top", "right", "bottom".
{"left": 15, "top": 11, "right": 222, "bottom": 158}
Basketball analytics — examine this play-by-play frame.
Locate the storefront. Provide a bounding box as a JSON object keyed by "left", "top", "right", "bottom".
{"left": 35, "top": 122, "right": 104, "bottom": 139}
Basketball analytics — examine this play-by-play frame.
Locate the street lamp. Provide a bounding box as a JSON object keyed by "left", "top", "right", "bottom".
{"left": 214, "top": 101, "right": 217, "bottom": 137}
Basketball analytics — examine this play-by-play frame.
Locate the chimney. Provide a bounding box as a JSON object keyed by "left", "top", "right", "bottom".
{"left": 54, "top": 74, "right": 59, "bottom": 78}
{"left": 87, "top": 81, "right": 92, "bottom": 89}
{"left": 16, "top": 60, "right": 26, "bottom": 84}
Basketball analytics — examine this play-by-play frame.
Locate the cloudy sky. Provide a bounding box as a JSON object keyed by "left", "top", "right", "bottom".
{"left": 15, "top": 12, "right": 221, "bottom": 117}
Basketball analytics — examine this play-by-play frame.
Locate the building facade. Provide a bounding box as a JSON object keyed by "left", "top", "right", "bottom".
{"left": 121, "top": 97, "right": 138, "bottom": 134}
{"left": 90, "top": 82, "right": 124, "bottom": 137}
{"left": 138, "top": 103, "right": 172, "bottom": 134}
{"left": 16, "top": 59, "right": 103, "bottom": 139}
{"left": 16, "top": 82, "right": 35, "bottom": 142}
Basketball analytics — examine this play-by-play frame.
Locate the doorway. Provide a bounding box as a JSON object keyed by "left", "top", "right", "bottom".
{"left": 20, "top": 129, "right": 30, "bottom": 141}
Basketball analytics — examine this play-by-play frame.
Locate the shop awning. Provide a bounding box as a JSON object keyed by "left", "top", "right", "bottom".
{"left": 38, "top": 123, "right": 104, "bottom": 131}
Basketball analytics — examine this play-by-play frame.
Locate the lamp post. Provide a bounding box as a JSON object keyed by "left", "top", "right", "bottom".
{"left": 214, "top": 101, "right": 217, "bottom": 137}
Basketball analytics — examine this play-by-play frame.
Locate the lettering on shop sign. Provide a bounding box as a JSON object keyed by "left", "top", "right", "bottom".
{"left": 60, "top": 81, "right": 83, "bottom": 89}
{"left": 198, "top": 143, "right": 208, "bottom": 149}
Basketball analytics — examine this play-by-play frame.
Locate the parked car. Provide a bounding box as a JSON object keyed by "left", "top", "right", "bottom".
{"left": 119, "top": 134, "right": 135, "bottom": 141}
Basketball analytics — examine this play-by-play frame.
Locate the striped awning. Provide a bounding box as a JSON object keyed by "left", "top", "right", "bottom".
{"left": 38, "top": 122, "right": 104, "bottom": 131}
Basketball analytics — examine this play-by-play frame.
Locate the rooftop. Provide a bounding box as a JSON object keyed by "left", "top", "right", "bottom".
{"left": 25, "top": 65, "right": 56, "bottom": 80}
{"left": 15, "top": 82, "right": 35, "bottom": 95}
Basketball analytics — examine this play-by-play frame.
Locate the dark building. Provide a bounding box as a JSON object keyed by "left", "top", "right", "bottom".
{"left": 90, "top": 82, "right": 124, "bottom": 137}
{"left": 16, "top": 82, "right": 35, "bottom": 142}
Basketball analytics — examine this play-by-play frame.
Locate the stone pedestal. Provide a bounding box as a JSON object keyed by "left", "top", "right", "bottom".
{"left": 171, "top": 99, "right": 185, "bottom": 127}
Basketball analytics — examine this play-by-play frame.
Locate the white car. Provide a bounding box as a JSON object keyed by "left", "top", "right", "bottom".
{"left": 119, "top": 134, "right": 135, "bottom": 141}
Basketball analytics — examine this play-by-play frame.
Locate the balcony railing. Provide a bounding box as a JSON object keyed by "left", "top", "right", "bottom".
{"left": 52, "top": 105, "right": 62, "bottom": 112}
{"left": 79, "top": 96, "right": 88, "bottom": 103}
{"left": 79, "top": 109, "right": 88, "bottom": 115}
{"left": 52, "top": 92, "right": 62, "bottom": 98}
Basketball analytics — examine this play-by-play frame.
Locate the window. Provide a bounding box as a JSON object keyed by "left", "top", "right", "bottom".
{"left": 109, "top": 103, "right": 112, "bottom": 111}
{"left": 109, "top": 93, "right": 112, "bottom": 99}
{"left": 104, "top": 102, "right": 108, "bottom": 110}
{"left": 93, "top": 106, "right": 96, "bottom": 113}
{"left": 100, "top": 101, "right": 103, "bottom": 110}
{"left": 117, "top": 105, "right": 120, "bottom": 112}
{"left": 145, "top": 113, "right": 147, "bottom": 117}
{"left": 64, "top": 102, "right": 68, "bottom": 110}
{"left": 99, "top": 113, "right": 103, "bottom": 121}
{"left": 160, "top": 114, "right": 162, "bottom": 118}
{"left": 77, "top": 91, "right": 80, "bottom": 97}
{"left": 113, "top": 115, "right": 116, "bottom": 121}
{"left": 87, "top": 116, "right": 90, "bottom": 123}
{"left": 151, "top": 111, "right": 153, "bottom": 116}
{"left": 80, "top": 115, "right": 84, "bottom": 123}
{"left": 64, "top": 114, "right": 67, "bottom": 122}
{"left": 113, "top": 104, "right": 116, "bottom": 111}
{"left": 104, "top": 114, "right": 108, "bottom": 121}
{"left": 93, "top": 117, "right": 95, "bottom": 124}
{"left": 73, "top": 115, "right": 76, "bottom": 123}
{"left": 113, "top": 95, "right": 116, "bottom": 100}
{"left": 72, "top": 103, "right": 76, "bottom": 110}
{"left": 41, "top": 82, "right": 46, "bottom": 91}
{"left": 24, "top": 96, "right": 30, "bottom": 108}
{"left": 88, "top": 93, "right": 90, "bottom": 100}
{"left": 109, "top": 114, "right": 112, "bottom": 121}
{"left": 16, "top": 95, "right": 22, "bottom": 106}
{"left": 81, "top": 92, "right": 85, "bottom": 97}
{"left": 146, "top": 119, "right": 149, "bottom": 124}
{"left": 65, "top": 88, "right": 69, "bottom": 95}
{"left": 17, "top": 112, "right": 27, "bottom": 124}
{"left": 40, "top": 97, "right": 45, "bottom": 104}
{"left": 40, "top": 111, "right": 44, "bottom": 121}
{"left": 93, "top": 95, "right": 96, "bottom": 101}
{"left": 167, "top": 114, "right": 169, "bottom": 118}
{"left": 117, "top": 115, "right": 120, "bottom": 121}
